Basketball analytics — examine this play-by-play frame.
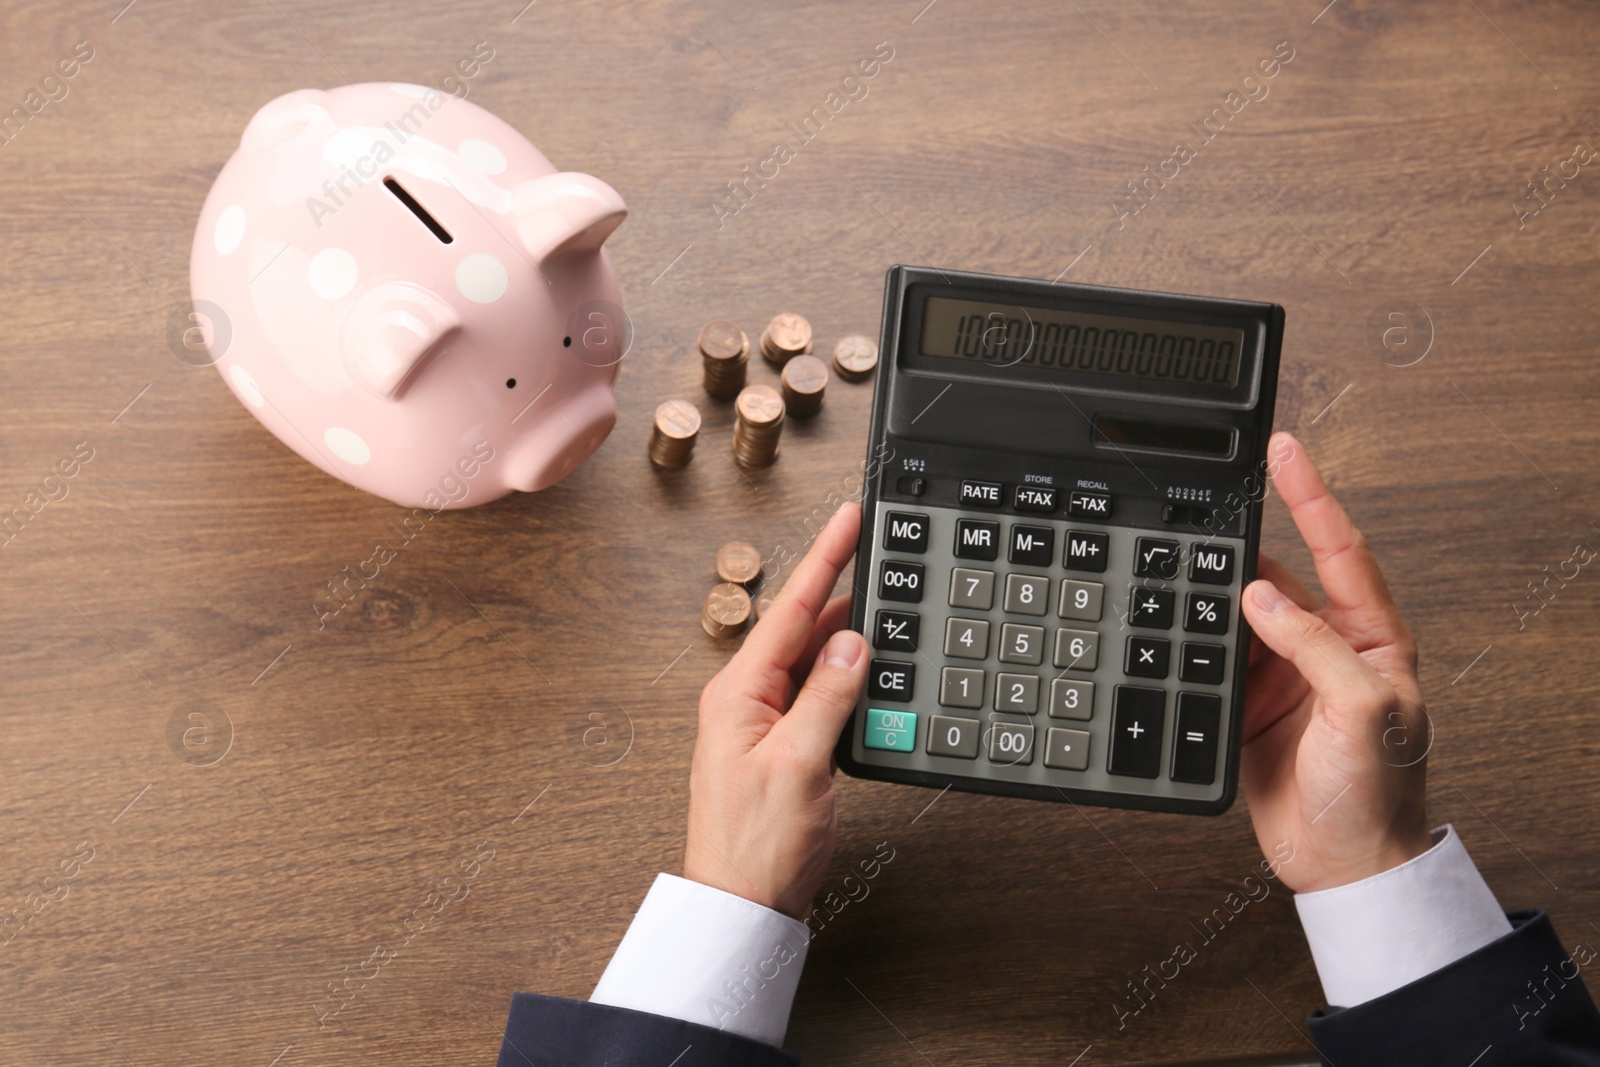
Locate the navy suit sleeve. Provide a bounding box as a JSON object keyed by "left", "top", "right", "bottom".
{"left": 495, "top": 992, "right": 799, "bottom": 1067}
{"left": 1308, "top": 910, "right": 1600, "bottom": 1066}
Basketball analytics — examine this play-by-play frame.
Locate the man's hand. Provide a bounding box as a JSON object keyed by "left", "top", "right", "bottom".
{"left": 683, "top": 503, "right": 869, "bottom": 920}
{"left": 1240, "top": 432, "right": 1434, "bottom": 894}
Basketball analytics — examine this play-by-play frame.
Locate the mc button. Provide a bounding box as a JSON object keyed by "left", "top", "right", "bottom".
{"left": 883, "top": 511, "right": 929, "bottom": 553}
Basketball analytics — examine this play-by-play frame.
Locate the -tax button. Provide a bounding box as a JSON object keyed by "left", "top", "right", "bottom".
{"left": 960, "top": 480, "right": 1003, "bottom": 507}
{"left": 1069, "top": 491, "right": 1112, "bottom": 520}
{"left": 864, "top": 708, "right": 917, "bottom": 752}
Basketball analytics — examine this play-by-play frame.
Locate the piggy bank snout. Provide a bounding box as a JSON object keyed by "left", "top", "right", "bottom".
{"left": 341, "top": 283, "right": 461, "bottom": 399}
{"left": 504, "top": 384, "right": 617, "bottom": 493}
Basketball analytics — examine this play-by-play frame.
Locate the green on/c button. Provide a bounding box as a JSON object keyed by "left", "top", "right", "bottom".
{"left": 864, "top": 708, "right": 917, "bottom": 752}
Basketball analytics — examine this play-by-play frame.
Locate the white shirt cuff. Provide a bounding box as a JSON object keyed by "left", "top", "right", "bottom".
{"left": 590, "top": 873, "right": 811, "bottom": 1047}
{"left": 1294, "top": 824, "right": 1513, "bottom": 1008}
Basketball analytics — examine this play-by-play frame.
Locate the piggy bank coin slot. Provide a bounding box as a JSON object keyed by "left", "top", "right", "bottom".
{"left": 383, "top": 176, "right": 453, "bottom": 244}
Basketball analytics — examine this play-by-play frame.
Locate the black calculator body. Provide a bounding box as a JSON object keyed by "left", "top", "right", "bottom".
{"left": 837, "top": 266, "right": 1283, "bottom": 814}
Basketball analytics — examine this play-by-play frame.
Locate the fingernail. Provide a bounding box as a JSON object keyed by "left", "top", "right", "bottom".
{"left": 821, "top": 630, "right": 864, "bottom": 668}
{"left": 1252, "top": 581, "right": 1286, "bottom": 613}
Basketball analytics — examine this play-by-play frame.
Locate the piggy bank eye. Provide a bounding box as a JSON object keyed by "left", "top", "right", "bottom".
{"left": 506, "top": 378, "right": 516, "bottom": 388}
{"left": 563, "top": 336, "right": 572, "bottom": 347}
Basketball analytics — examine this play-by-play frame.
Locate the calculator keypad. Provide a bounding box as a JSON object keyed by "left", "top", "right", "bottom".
{"left": 855, "top": 501, "right": 1245, "bottom": 803}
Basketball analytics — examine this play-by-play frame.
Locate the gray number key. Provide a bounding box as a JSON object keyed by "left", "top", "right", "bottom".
{"left": 1044, "top": 727, "right": 1091, "bottom": 770}
{"left": 998, "top": 623, "right": 1045, "bottom": 665}
{"left": 1058, "top": 579, "right": 1104, "bottom": 622}
{"left": 994, "top": 672, "right": 1039, "bottom": 713}
{"left": 944, "top": 617, "right": 990, "bottom": 660}
{"left": 987, "top": 720, "right": 1035, "bottom": 765}
{"left": 1003, "top": 574, "right": 1050, "bottom": 616}
{"left": 948, "top": 568, "right": 995, "bottom": 610}
{"left": 939, "top": 666, "right": 985, "bottom": 708}
{"left": 1053, "top": 628, "right": 1100, "bottom": 671}
{"left": 1048, "top": 678, "right": 1094, "bottom": 720}
{"left": 928, "top": 715, "right": 980, "bottom": 759}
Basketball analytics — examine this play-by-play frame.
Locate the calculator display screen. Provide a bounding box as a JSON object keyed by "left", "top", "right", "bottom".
{"left": 920, "top": 297, "right": 1246, "bottom": 388}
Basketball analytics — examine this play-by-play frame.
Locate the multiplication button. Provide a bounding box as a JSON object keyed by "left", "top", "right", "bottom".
{"left": 879, "top": 559, "right": 924, "bottom": 603}
{"left": 883, "top": 511, "right": 929, "bottom": 553}
{"left": 1125, "top": 635, "right": 1171, "bottom": 679}
{"left": 1108, "top": 686, "right": 1165, "bottom": 779}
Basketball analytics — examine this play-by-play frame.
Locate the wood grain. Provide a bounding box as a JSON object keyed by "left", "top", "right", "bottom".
{"left": 1, "top": 0, "right": 1597, "bottom": 1063}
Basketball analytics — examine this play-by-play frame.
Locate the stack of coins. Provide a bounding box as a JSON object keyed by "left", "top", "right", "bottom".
{"left": 647, "top": 398, "right": 702, "bottom": 468}
{"left": 753, "top": 587, "right": 778, "bottom": 620}
{"left": 832, "top": 334, "right": 879, "bottom": 382}
{"left": 715, "top": 541, "right": 763, "bottom": 587}
{"left": 702, "top": 582, "right": 753, "bottom": 638}
{"left": 732, "top": 384, "right": 785, "bottom": 468}
{"left": 698, "top": 319, "right": 750, "bottom": 399}
{"left": 760, "top": 313, "right": 813, "bottom": 367}
{"left": 780, "top": 354, "right": 828, "bottom": 418}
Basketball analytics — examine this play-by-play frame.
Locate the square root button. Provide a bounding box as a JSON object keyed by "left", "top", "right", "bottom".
{"left": 864, "top": 708, "right": 917, "bottom": 752}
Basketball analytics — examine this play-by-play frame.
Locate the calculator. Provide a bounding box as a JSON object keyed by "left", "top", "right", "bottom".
{"left": 837, "top": 266, "right": 1283, "bottom": 814}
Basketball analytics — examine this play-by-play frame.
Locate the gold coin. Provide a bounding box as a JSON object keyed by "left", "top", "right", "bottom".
{"left": 832, "top": 334, "right": 879, "bottom": 381}
{"left": 715, "top": 541, "right": 763, "bottom": 585}
{"left": 698, "top": 319, "right": 747, "bottom": 361}
{"left": 754, "top": 588, "right": 778, "bottom": 619}
{"left": 735, "top": 384, "right": 785, "bottom": 426}
{"left": 765, "top": 313, "right": 812, "bottom": 356}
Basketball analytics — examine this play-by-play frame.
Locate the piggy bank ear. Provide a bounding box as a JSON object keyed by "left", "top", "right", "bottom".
{"left": 241, "top": 89, "right": 330, "bottom": 149}
{"left": 341, "top": 283, "right": 461, "bottom": 400}
{"left": 512, "top": 173, "right": 627, "bottom": 264}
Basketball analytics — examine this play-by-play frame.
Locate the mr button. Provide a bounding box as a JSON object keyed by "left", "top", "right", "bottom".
{"left": 955, "top": 519, "right": 1000, "bottom": 561}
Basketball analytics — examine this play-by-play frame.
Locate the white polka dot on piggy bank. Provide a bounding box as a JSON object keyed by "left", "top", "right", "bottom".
{"left": 188, "top": 83, "right": 628, "bottom": 509}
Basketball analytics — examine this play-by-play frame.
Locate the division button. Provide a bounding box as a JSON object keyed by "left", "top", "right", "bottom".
{"left": 1128, "top": 585, "right": 1176, "bottom": 629}
{"left": 867, "top": 660, "right": 916, "bottom": 702}
{"left": 1171, "top": 692, "right": 1222, "bottom": 784}
{"left": 1048, "top": 678, "right": 1094, "bottom": 720}
{"left": 939, "top": 666, "right": 985, "bottom": 709}
{"left": 863, "top": 708, "right": 917, "bottom": 752}
{"left": 927, "top": 715, "right": 980, "bottom": 759}
{"left": 879, "top": 559, "right": 925, "bottom": 603}
{"left": 883, "top": 511, "right": 929, "bottom": 553}
{"left": 1069, "top": 491, "right": 1112, "bottom": 520}
{"left": 1187, "top": 541, "right": 1236, "bottom": 584}
{"left": 1125, "top": 635, "right": 1172, "bottom": 679}
{"left": 1108, "top": 686, "right": 1166, "bottom": 779}
{"left": 1133, "top": 537, "right": 1181, "bottom": 580}
{"left": 873, "top": 609, "right": 920, "bottom": 653}
{"left": 960, "top": 480, "right": 1003, "bottom": 507}
{"left": 1179, "top": 642, "right": 1226, "bottom": 685}
{"left": 986, "top": 720, "right": 1035, "bottom": 765}
{"left": 1008, "top": 524, "right": 1055, "bottom": 567}
{"left": 1044, "top": 727, "right": 1091, "bottom": 771}
{"left": 1184, "top": 592, "right": 1231, "bottom": 635}
{"left": 1064, "top": 530, "right": 1109, "bottom": 573}
{"left": 949, "top": 567, "right": 996, "bottom": 610}
{"left": 954, "top": 518, "right": 1001, "bottom": 560}
{"left": 1013, "top": 485, "right": 1058, "bottom": 513}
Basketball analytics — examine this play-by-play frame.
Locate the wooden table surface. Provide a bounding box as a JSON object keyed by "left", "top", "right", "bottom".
{"left": 3, "top": 1, "right": 1597, "bottom": 1063}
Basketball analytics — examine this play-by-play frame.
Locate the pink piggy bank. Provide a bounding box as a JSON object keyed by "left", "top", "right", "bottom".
{"left": 189, "top": 82, "right": 628, "bottom": 509}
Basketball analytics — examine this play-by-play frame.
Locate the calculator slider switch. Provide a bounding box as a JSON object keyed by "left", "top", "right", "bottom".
{"left": 960, "top": 480, "right": 1003, "bottom": 507}
{"left": 896, "top": 475, "right": 927, "bottom": 497}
